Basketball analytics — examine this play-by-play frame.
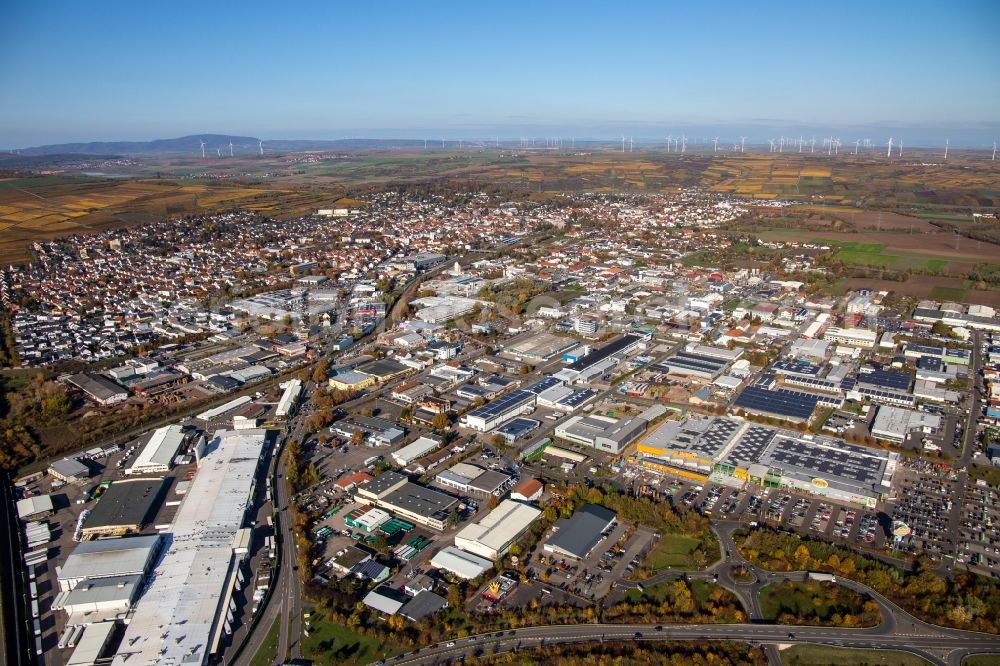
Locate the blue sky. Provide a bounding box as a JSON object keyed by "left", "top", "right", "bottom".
{"left": 1, "top": 0, "right": 998, "bottom": 147}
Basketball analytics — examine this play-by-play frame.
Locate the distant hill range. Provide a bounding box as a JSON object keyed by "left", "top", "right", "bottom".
{"left": 12, "top": 134, "right": 430, "bottom": 157}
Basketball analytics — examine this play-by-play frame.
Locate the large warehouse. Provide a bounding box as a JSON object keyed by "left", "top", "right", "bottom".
{"left": 555, "top": 414, "right": 648, "bottom": 454}
{"left": 544, "top": 504, "right": 617, "bottom": 560}
{"left": 124, "top": 424, "right": 186, "bottom": 476}
{"left": 637, "top": 416, "right": 898, "bottom": 507}
{"left": 111, "top": 429, "right": 266, "bottom": 666}
{"left": 58, "top": 535, "right": 162, "bottom": 592}
{"left": 430, "top": 546, "right": 493, "bottom": 580}
{"left": 461, "top": 389, "right": 536, "bottom": 432}
{"left": 81, "top": 478, "right": 167, "bottom": 538}
{"left": 454, "top": 499, "right": 541, "bottom": 560}
{"left": 355, "top": 471, "right": 458, "bottom": 531}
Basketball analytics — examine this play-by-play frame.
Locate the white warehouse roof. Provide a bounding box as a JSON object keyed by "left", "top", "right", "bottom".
{"left": 429, "top": 545, "right": 493, "bottom": 580}
{"left": 126, "top": 424, "right": 185, "bottom": 474}
{"left": 391, "top": 436, "right": 441, "bottom": 466}
{"left": 111, "top": 429, "right": 266, "bottom": 666}
{"left": 454, "top": 499, "right": 541, "bottom": 560}
{"left": 16, "top": 494, "right": 53, "bottom": 520}
{"left": 59, "top": 535, "right": 161, "bottom": 590}
{"left": 275, "top": 379, "right": 302, "bottom": 418}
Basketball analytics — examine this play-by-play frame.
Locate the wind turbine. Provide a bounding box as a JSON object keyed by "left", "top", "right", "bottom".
{"left": 897, "top": 138, "right": 902, "bottom": 158}
{"left": 769, "top": 139, "right": 775, "bottom": 153}
{"left": 993, "top": 141, "right": 997, "bottom": 161}
{"left": 199, "top": 140, "right": 206, "bottom": 158}
{"left": 944, "top": 139, "right": 949, "bottom": 160}
{"left": 629, "top": 136, "right": 634, "bottom": 153}
{"left": 217, "top": 147, "right": 221, "bottom": 157}
{"left": 810, "top": 137, "right": 815, "bottom": 154}
{"left": 229, "top": 141, "right": 234, "bottom": 157}
{"left": 779, "top": 136, "right": 785, "bottom": 153}
{"left": 258, "top": 140, "right": 263, "bottom": 156}
{"left": 827, "top": 137, "right": 834, "bottom": 156}
{"left": 666, "top": 135, "right": 673, "bottom": 153}
{"left": 886, "top": 137, "right": 893, "bottom": 157}
{"left": 713, "top": 137, "right": 719, "bottom": 152}
{"left": 740, "top": 136, "right": 747, "bottom": 152}
{"left": 854, "top": 139, "right": 860, "bottom": 155}
{"left": 681, "top": 135, "right": 687, "bottom": 153}
{"left": 798, "top": 136, "right": 804, "bottom": 153}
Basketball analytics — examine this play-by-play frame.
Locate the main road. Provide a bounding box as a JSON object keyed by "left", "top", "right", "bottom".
{"left": 385, "top": 521, "right": 1000, "bottom": 666}
{"left": 383, "top": 620, "right": 1000, "bottom": 666}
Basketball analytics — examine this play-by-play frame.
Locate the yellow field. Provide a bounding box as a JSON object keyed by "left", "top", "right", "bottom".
{"left": 0, "top": 177, "right": 332, "bottom": 264}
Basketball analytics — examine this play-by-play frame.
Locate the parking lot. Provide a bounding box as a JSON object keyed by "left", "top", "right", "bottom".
{"left": 888, "top": 461, "right": 958, "bottom": 561}
{"left": 514, "top": 520, "right": 656, "bottom": 603}
{"left": 958, "top": 481, "right": 1000, "bottom": 578}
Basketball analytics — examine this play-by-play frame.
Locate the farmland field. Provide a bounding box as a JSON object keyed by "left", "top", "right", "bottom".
{"left": 751, "top": 228, "right": 997, "bottom": 276}
{"left": 0, "top": 176, "right": 333, "bottom": 264}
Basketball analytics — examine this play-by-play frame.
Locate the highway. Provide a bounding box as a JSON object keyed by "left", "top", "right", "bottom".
{"left": 384, "top": 521, "right": 1000, "bottom": 666}
{"left": 383, "top": 621, "right": 1000, "bottom": 666}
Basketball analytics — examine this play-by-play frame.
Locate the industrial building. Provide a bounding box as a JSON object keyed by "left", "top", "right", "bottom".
{"left": 58, "top": 535, "right": 162, "bottom": 592}
{"left": 355, "top": 471, "right": 458, "bottom": 531}
{"left": 637, "top": 416, "right": 897, "bottom": 507}
{"left": 53, "top": 574, "right": 142, "bottom": 620}
{"left": 461, "top": 389, "right": 536, "bottom": 432}
{"left": 824, "top": 326, "right": 878, "bottom": 348}
{"left": 430, "top": 545, "right": 493, "bottom": 579}
{"left": 66, "top": 621, "right": 118, "bottom": 666}
{"left": 870, "top": 405, "right": 942, "bottom": 443}
{"left": 637, "top": 417, "right": 744, "bottom": 482}
{"left": 275, "top": 378, "right": 303, "bottom": 418}
{"left": 502, "top": 332, "right": 578, "bottom": 362}
{"left": 111, "top": 429, "right": 266, "bottom": 665}
{"left": 358, "top": 358, "right": 411, "bottom": 383}
{"left": 535, "top": 384, "right": 596, "bottom": 412}
{"left": 653, "top": 343, "right": 742, "bottom": 379}
{"left": 49, "top": 457, "right": 90, "bottom": 483}
{"left": 66, "top": 372, "right": 129, "bottom": 405}
{"left": 16, "top": 494, "right": 54, "bottom": 521}
{"left": 555, "top": 414, "right": 648, "bottom": 454}
{"left": 555, "top": 334, "right": 645, "bottom": 383}
{"left": 454, "top": 499, "right": 542, "bottom": 560}
{"left": 733, "top": 385, "right": 820, "bottom": 423}
{"left": 434, "top": 462, "right": 512, "bottom": 497}
{"left": 81, "top": 478, "right": 167, "bottom": 538}
{"left": 124, "top": 424, "right": 186, "bottom": 476}
{"left": 391, "top": 435, "right": 442, "bottom": 466}
{"left": 544, "top": 504, "right": 617, "bottom": 560}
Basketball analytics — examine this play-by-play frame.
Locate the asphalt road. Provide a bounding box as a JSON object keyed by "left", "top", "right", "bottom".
{"left": 387, "top": 521, "right": 1000, "bottom": 666}
{"left": 383, "top": 621, "right": 1000, "bottom": 666}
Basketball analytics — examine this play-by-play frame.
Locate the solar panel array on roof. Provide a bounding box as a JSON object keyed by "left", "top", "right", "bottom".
{"left": 566, "top": 334, "right": 641, "bottom": 372}
{"left": 466, "top": 389, "right": 534, "bottom": 419}
{"left": 668, "top": 418, "right": 741, "bottom": 457}
{"left": 906, "top": 343, "right": 942, "bottom": 356}
{"left": 496, "top": 418, "right": 540, "bottom": 438}
{"left": 782, "top": 375, "right": 840, "bottom": 392}
{"left": 763, "top": 436, "right": 885, "bottom": 486}
{"left": 523, "top": 376, "right": 561, "bottom": 395}
{"left": 773, "top": 362, "right": 821, "bottom": 377}
{"left": 855, "top": 386, "right": 914, "bottom": 406}
{"left": 721, "top": 426, "right": 777, "bottom": 467}
{"left": 734, "top": 386, "right": 818, "bottom": 420}
{"left": 557, "top": 388, "right": 596, "bottom": 408}
{"left": 856, "top": 368, "right": 911, "bottom": 391}
{"left": 654, "top": 350, "right": 729, "bottom": 376}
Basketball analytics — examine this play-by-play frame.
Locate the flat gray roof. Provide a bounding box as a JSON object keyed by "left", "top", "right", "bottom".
{"left": 83, "top": 478, "right": 166, "bottom": 530}
{"left": 547, "top": 504, "right": 616, "bottom": 559}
